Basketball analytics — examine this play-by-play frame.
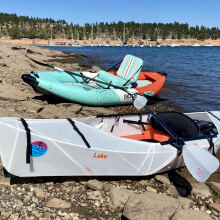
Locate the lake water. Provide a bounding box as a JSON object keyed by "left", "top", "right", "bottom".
{"left": 41, "top": 46, "right": 220, "bottom": 112}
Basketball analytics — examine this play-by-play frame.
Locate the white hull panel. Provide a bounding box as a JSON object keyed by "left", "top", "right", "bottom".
{"left": 0, "top": 111, "right": 219, "bottom": 177}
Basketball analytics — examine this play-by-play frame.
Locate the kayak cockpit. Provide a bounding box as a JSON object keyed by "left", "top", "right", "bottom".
{"left": 77, "top": 111, "right": 218, "bottom": 144}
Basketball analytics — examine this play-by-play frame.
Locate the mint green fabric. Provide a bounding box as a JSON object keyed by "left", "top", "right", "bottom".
{"left": 117, "top": 54, "right": 143, "bottom": 82}
{"left": 33, "top": 72, "right": 122, "bottom": 106}
{"left": 97, "top": 70, "right": 127, "bottom": 88}
{"left": 97, "top": 55, "right": 143, "bottom": 88}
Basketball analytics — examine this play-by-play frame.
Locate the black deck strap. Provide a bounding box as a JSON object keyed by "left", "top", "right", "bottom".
{"left": 67, "top": 118, "right": 91, "bottom": 148}
{"left": 208, "top": 111, "right": 220, "bottom": 122}
{"left": 139, "top": 114, "right": 146, "bottom": 131}
{"left": 107, "top": 81, "right": 113, "bottom": 89}
{"left": 111, "top": 116, "right": 120, "bottom": 132}
{"left": 123, "top": 119, "right": 149, "bottom": 126}
{"left": 20, "top": 118, "right": 32, "bottom": 164}
{"left": 206, "top": 136, "right": 216, "bottom": 156}
{"left": 106, "top": 59, "right": 123, "bottom": 72}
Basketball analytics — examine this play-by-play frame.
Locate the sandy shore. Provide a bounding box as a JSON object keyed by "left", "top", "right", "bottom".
{"left": 0, "top": 42, "right": 219, "bottom": 220}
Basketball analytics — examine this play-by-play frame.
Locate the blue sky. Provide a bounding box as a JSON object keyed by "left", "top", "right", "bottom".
{"left": 1, "top": 0, "right": 220, "bottom": 27}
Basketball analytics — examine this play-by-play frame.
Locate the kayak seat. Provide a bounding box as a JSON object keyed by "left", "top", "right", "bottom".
{"left": 97, "top": 54, "right": 143, "bottom": 88}
{"left": 150, "top": 112, "right": 200, "bottom": 139}
{"left": 121, "top": 124, "right": 170, "bottom": 142}
{"left": 122, "top": 111, "right": 200, "bottom": 142}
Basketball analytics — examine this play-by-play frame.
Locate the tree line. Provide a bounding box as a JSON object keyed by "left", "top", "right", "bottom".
{"left": 0, "top": 12, "right": 219, "bottom": 41}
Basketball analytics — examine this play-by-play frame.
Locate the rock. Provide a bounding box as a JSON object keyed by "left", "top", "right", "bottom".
{"left": 26, "top": 49, "right": 37, "bottom": 54}
{"left": 146, "top": 186, "right": 157, "bottom": 193}
{"left": 34, "top": 187, "right": 45, "bottom": 199}
{"left": 0, "top": 177, "right": 11, "bottom": 186}
{"left": 155, "top": 175, "right": 170, "bottom": 185}
{"left": 11, "top": 46, "right": 23, "bottom": 50}
{"left": 0, "top": 63, "right": 7, "bottom": 67}
{"left": 42, "top": 212, "right": 52, "bottom": 219}
{"left": 86, "top": 179, "right": 103, "bottom": 191}
{"left": 80, "top": 203, "right": 87, "bottom": 207}
{"left": 166, "top": 185, "right": 187, "bottom": 197}
{"left": 10, "top": 213, "right": 20, "bottom": 220}
{"left": 209, "top": 203, "right": 220, "bottom": 212}
{"left": 191, "top": 183, "right": 212, "bottom": 197}
{"left": 103, "top": 183, "right": 114, "bottom": 192}
{"left": 110, "top": 187, "right": 133, "bottom": 211}
{"left": 91, "top": 66, "right": 101, "bottom": 72}
{"left": 123, "top": 191, "right": 180, "bottom": 220}
{"left": 178, "top": 197, "right": 193, "bottom": 209}
{"left": 207, "top": 182, "right": 220, "bottom": 196}
{"left": 206, "top": 210, "right": 212, "bottom": 215}
{"left": 86, "top": 190, "right": 102, "bottom": 200}
{"left": 172, "top": 210, "right": 212, "bottom": 220}
{"left": 45, "top": 198, "right": 71, "bottom": 209}
{"left": 138, "top": 180, "right": 149, "bottom": 186}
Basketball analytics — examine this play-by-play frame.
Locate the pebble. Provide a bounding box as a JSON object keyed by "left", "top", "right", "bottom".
{"left": 86, "top": 179, "right": 103, "bottom": 191}
{"left": 206, "top": 210, "right": 212, "bottom": 214}
{"left": 146, "top": 186, "right": 157, "bottom": 193}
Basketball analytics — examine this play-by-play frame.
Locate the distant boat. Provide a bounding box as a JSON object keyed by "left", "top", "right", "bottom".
{"left": 156, "top": 43, "right": 162, "bottom": 47}
{"left": 192, "top": 43, "right": 200, "bottom": 47}
{"left": 205, "top": 43, "right": 213, "bottom": 47}
{"left": 169, "top": 43, "right": 179, "bottom": 47}
{"left": 149, "top": 42, "right": 156, "bottom": 47}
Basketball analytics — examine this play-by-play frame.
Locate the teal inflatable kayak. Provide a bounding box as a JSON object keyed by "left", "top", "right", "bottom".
{"left": 22, "top": 55, "right": 166, "bottom": 106}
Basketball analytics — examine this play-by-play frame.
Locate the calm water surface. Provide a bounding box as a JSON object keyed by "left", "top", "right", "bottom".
{"left": 41, "top": 46, "right": 220, "bottom": 112}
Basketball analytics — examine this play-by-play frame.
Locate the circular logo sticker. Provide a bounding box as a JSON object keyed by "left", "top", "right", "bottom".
{"left": 31, "top": 141, "right": 48, "bottom": 157}
{"left": 144, "top": 91, "right": 154, "bottom": 96}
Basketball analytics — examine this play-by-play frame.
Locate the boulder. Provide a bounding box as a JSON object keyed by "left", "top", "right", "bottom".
{"left": 178, "top": 197, "right": 193, "bottom": 209}
{"left": 123, "top": 191, "right": 180, "bottom": 220}
{"left": 155, "top": 175, "right": 170, "bottom": 185}
{"left": 191, "top": 183, "right": 212, "bottom": 197}
{"left": 0, "top": 177, "right": 11, "bottom": 186}
{"left": 110, "top": 187, "right": 133, "bottom": 211}
{"left": 166, "top": 185, "right": 188, "bottom": 197}
{"left": 209, "top": 203, "right": 220, "bottom": 213}
{"left": 207, "top": 182, "right": 220, "bottom": 196}
{"left": 172, "top": 210, "right": 212, "bottom": 220}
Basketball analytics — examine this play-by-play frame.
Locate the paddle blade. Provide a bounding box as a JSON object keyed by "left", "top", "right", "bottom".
{"left": 143, "top": 94, "right": 168, "bottom": 102}
{"left": 133, "top": 95, "right": 148, "bottom": 109}
{"left": 182, "top": 144, "right": 219, "bottom": 182}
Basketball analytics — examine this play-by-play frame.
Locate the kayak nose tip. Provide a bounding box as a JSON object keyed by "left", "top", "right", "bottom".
{"left": 21, "top": 74, "right": 39, "bottom": 86}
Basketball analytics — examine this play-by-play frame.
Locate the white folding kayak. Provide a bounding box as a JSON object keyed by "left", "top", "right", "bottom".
{"left": 0, "top": 111, "right": 219, "bottom": 177}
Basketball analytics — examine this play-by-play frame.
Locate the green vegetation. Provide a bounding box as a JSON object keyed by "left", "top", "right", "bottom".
{"left": 0, "top": 12, "right": 219, "bottom": 41}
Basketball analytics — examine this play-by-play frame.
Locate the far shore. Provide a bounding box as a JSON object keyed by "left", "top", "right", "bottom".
{"left": 1, "top": 37, "right": 220, "bottom": 46}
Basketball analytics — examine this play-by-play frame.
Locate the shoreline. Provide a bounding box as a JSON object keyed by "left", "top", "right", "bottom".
{"left": 1, "top": 37, "right": 220, "bottom": 46}
{"left": 0, "top": 42, "right": 219, "bottom": 219}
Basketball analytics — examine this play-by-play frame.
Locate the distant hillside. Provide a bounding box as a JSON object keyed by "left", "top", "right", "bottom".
{"left": 0, "top": 12, "right": 219, "bottom": 41}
